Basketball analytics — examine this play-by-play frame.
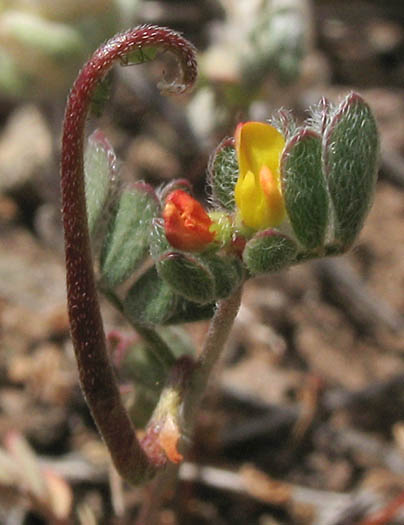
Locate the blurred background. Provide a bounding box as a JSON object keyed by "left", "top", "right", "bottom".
{"left": 0, "top": 0, "right": 403, "bottom": 523}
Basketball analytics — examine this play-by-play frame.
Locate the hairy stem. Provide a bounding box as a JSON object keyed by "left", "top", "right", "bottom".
{"left": 137, "top": 288, "right": 243, "bottom": 516}
{"left": 183, "top": 286, "right": 243, "bottom": 432}
{"left": 61, "top": 25, "right": 197, "bottom": 484}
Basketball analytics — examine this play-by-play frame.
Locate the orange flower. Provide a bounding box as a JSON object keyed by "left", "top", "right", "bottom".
{"left": 163, "top": 189, "right": 215, "bottom": 251}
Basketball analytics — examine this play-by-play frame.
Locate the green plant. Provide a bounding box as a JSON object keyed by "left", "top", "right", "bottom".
{"left": 60, "top": 24, "right": 379, "bottom": 497}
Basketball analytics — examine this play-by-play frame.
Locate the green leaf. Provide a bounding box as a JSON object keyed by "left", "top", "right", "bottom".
{"left": 121, "top": 46, "right": 158, "bottom": 66}
{"left": 243, "top": 229, "right": 297, "bottom": 274}
{"left": 90, "top": 72, "right": 113, "bottom": 118}
{"left": 166, "top": 298, "right": 216, "bottom": 324}
{"left": 122, "top": 341, "right": 166, "bottom": 391}
{"left": 123, "top": 267, "right": 178, "bottom": 326}
{"left": 150, "top": 217, "right": 237, "bottom": 304}
{"left": 150, "top": 218, "right": 171, "bottom": 261}
{"left": 155, "top": 326, "right": 195, "bottom": 357}
{"left": 203, "top": 254, "right": 244, "bottom": 299}
{"left": 270, "top": 108, "right": 297, "bottom": 140}
{"left": 100, "top": 182, "right": 160, "bottom": 289}
{"left": 84, "top": 129, "right": 118, "bottom": 239}
{"left": 124, "top": 263, "right": 215, "bottom": 324}
{"left": 324, "top": 92, "right": 379, "bottom": 249}
{"left": 281, "top": 128, "right": 329, "bottom": 250}
{"left": 208, "top": 137, "right": 239, "bottom": 211}
{"left": 157, "top": 252, "right": 215, "bottom": 304}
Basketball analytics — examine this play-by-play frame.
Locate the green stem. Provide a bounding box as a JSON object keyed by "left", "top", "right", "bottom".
{"left": 183, "top": 286, "right": 243, "bottom": 431}
{"left": 136, "top": 290, "right": 242, "bottom": 522}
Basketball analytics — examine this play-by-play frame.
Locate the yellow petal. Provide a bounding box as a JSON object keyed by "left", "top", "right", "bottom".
{"left": 235, "top": 122, "right": 286, "bottom": 230}
{"left": 236, "top": 122, "right": 285, "bottom": 181}
{"left": 235, "top": 169, "right": 269, "bottom": 230}
{"left": 259, "top": 165, "right": 285, "bottom": 226}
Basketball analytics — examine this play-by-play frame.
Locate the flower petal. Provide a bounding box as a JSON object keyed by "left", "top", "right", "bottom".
{"left": 236, "top": 122, "right": 285, "bottom": 179}
{"left": 163, "top": 190, "right": 215, "bottom": 251}
{"left": 259, "top": 165, "right": 285, "bottom": 226}
{"left": 234, "top": 122, "right": 286, "bottom": 230}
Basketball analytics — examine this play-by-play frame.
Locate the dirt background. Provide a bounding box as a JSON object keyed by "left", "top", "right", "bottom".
{"left": 0, "top": 1, "right": 403, "bottom": 524}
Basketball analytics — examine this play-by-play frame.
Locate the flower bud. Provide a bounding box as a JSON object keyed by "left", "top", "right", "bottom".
{"left": 163, "top": 189, "right": 215, "bottom": 251}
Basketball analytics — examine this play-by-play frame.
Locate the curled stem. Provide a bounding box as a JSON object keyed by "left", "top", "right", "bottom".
{"left": 60, "top": 25, "right": 197, "bottom": 485}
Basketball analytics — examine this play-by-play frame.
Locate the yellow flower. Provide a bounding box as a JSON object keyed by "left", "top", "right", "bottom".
{"left": 234, "top": 121, "right": 286, "bottom": 231}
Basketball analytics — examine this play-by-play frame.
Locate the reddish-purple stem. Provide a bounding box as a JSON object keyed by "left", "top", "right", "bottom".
{"left": 60, "top": 25, "right": 197, "bottom": 484}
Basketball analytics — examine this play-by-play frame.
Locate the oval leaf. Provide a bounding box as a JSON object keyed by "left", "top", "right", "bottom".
{"left": 100, "top": 182, "right": 160, "bottom": 289}
{"left": 124, "top": 267, "right": 178, "bottom": 326}
{"left": 243, "top": 229, "right": 297, "bottom": 274}
{"left": 150, "top": 218, "right": 171, "bottom": 261}
{"left": 84, "top": 129, "right": 118, "bottom": 239}
{"left": 166, "top": 299, "right": 216, "bottom": 324}
{"left": 324, "top": 92, "right": 379, "bottom": 249}
{"left": 208, "top": 137, "right": 239, "bottom": 211}
{"left": 203, "top": 254, "right": 244, "bottom": 299}
{"left": 157, "top": 252, "right": 215, "bottom": 304}
{"left": 281, "top": 128, "right": 329, "bottom": 250}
